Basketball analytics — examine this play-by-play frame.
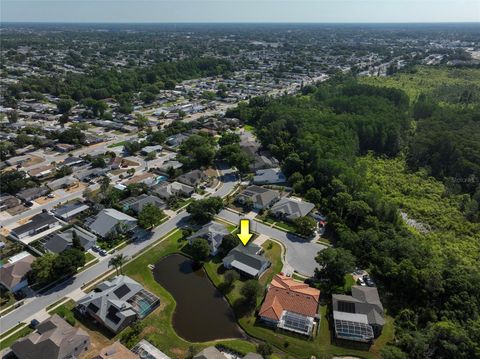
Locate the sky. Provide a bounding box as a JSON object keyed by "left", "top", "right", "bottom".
{"left": 1, "top": 0, "right": 479, "bottom": 23}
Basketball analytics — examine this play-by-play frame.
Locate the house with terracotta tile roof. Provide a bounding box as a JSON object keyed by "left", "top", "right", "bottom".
{"left": 258, "top": 274, "right": 320, "bottom": 336}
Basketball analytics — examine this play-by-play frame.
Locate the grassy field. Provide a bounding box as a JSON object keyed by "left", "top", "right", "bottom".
{"left": 360, "top": 66, "right": 480, "bottom": 104}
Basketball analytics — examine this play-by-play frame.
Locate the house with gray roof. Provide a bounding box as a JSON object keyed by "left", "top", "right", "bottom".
{"left": 332, "top": 286, "right": 385, "bottom": 342}
{"left": 152, "top": 181, "right": 194, "bottom": 200}
{"left": 77, "top": 275, "right": 159, "bottom": 333}
{"left": 62, "top": 156, "right": 84, "bottom": 167}
{"left": 0, "top": 194, "right": 20, "bottom": 211}
{"left": 43, "top": 226, "right": 97, "bottom": 254}
{"left": 252, "top": 168, "right": 286, "bottom": 185}
{"left": 188, "top": 221, "right": 229, "bottom": 255}
{"left": 141, "top": 145, "right": 163, "bottom": 155}
{"left": 11, "top": 314, "right": 90, "bottom": 359}
{"left": 158, "top": 160, "right": 183, "bottom": 173}
{"left": 54, "top": 202, "right": 90, "bottom": 221}
{"left": 176, "top": 169, "right": 207, "bottom": 187}
{"left": 119, "top": 194, "right": 166, "bottom": 214}
{"left": 236, "top": 185, "right": 280, "bottom": 210}
{"left": 17, "top": 186, "right": 50, "bottom": 202}
{"left": 10, "top": 212, "right": 60, "bottom": 240}
{"left": 47, "top": 176, "right": 79, "bottom": 191}
{"left": 88, "top": 208, "right": 137, "bottom": 238}
{"left": 0, "top": 252, "right": 35, "bottom": 293}
{"left": 223, "top": 243, "right": 270, "bottom": 278}
{"left": 270, "top": 197, "right": 315, "bottom": 221}
{"left": 194, "top": 346, "right": 261, "bottom": 359}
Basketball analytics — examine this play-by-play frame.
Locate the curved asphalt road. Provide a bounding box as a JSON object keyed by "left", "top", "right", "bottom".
{"left": 217, "top": 209, "right": 326, "bottom": 277}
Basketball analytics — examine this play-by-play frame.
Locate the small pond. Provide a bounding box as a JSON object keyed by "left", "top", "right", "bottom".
{"left": 153, "top": 254, "right": 244, "bottom": 342}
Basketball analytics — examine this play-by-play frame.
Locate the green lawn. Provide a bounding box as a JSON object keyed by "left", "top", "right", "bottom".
{"left": 107, "top": 140, "right": 129, "bottom": 148}
{"left": 243, "top": 125, "right": 255, "bottom": 132}
{"left": 119, "top": 230, "right": 257, "bottom": 357}
{"left": 48, "top": 299, "right": 76, "bottom": 326}
{"left": 0, "top": 326, "right": 33, "bottom": 350}
{"left": 344, "top": 274, "right": 356, "bottom": 292}
{"left": 85, "top": 252, "right": 96, "bottom": 262}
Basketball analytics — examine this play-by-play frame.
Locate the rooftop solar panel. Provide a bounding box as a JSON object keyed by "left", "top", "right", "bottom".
{"left": 113, "top": 284, "right": 131, "bottom": 299}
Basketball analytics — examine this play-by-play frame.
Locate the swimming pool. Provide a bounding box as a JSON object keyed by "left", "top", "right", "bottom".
{"left": 155, "top": 175, "right": 168, "bottom": 184}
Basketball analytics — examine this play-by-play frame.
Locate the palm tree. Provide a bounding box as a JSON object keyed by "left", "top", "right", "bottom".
{"left": 108, "top": 254, "right": 127, "bottom": 275}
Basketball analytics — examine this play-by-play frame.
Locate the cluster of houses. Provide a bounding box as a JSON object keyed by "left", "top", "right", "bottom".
{"left": 8, "top": 274, "right": 167, "bottom": 359}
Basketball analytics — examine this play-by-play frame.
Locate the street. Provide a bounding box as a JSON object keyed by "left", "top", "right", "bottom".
{"left": 0, "top": 167, "right": 238, "bottom": 333}
{"left": 217, "top": 209, "right": 326, "bottom": 277}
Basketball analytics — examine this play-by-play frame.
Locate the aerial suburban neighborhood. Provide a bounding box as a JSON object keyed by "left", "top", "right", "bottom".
{"left": 0, "top": 5, "right": 479, "bottom": 359}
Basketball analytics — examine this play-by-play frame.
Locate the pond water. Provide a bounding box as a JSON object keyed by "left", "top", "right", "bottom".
{"left": 152, "top": 254, "right": 244, "bottom": 342}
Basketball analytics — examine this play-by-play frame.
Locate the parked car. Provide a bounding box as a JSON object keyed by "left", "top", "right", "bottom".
{"left": 357, "top": 277, "right": 366, "bottom": 286}
{"left": 363, "top": 275, "right": 376, "bottom": 287}
{"left": 47, "top": 193, "right": 55, "bottom": 198}
{"left": 99, "top": 249, "right": 108, "bottom": 256}
{"left": 30, "top": 319, "right": 40, "bottom": 329}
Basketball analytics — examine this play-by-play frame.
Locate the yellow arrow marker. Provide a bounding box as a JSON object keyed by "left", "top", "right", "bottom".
{"left": 237, "top": 219, "right": 253, "bottom": 246}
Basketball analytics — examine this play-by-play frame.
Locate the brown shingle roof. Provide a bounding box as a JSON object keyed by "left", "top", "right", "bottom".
{"left": 0, "top": 254, "right": 35, "bottom": 289}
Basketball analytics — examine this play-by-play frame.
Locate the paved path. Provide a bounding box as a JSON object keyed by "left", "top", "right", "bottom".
{"left": 217, "top": 209, "right": 326, "bottom": 277}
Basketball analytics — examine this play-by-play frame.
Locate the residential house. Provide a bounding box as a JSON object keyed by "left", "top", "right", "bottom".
{"left": 108, "top": 157, "right": 123, "bottom": 170}
{"left": 270, "top": 197, "right": 315, "bottom": 221}
{"left": 158, "top": 160, "right": 183, "bottom": 173}
{"left": 176, "top": 169, "right": 207, "bottom": 187}
{"left": 131, "top": 340, "right": 172, "bottom": 359}
{"left": 259, "top": 274, "right": 320, "bottom": 336}
{"left": 47, "top": 176, "right": 79, "bottom": 191}
{"left": 77, "top": 275, "right": 159, "bottom": 333}
{"left": 11, "top": 314, "right": 90, "bottom": 359}
{"left": 55, "top": 143, "right": 76, "bottom": 152}
{"left": 92, "top": 341, "right": 137, "bottom": 359}
{"left": 17, "top": 186, "right": 50, "bottom": 202}
{"left": 223, "top": 243, "right": 270, "bottom": 278}
{"left": 62, "top": 156, "right": 84, "bottom": 167}
{"left": 166, "top": 133, "right": 188, "bottom": 147}
{"left": 236, "top": 185, "right": 280, "bottom": 210}
{"left": 119, "top": 194, "right": 166, "bottom": 214}
{"left": 54, "top": 202, "right": 90, "bottom": 221}
{"left": 10, "top": 212, "right": 60, "bottom": 240}
{"left": 152, "top": 181, "right": 194, "bottom": 200}
{"left": 88, "top": 208, "right": 137, "bottom": 238}
{"left": 194, "top": 347, "right": 227, "bottom": 359}
{"left": 141, "top": 145, "right": 163, "bottom": 155}
{"left": 252, "top": 168, "right": 286, "bottom": 185}
{"left": 0, "top": 252, "right": 35, "bottom": 293}
{"left": 74, "top": 167, "right": 108, "bottom": 182}
{"left": 43, "top": 226, "right": 97, "bottom": 254}
{"left": 194, "top": 346, "right": 261, "bottom": 359}
{"left": 0, "top": 194, "right": 20, "bottom": 211}
{"left": 250, "top": 154, "right": 279, "bottom": 171}
{"left": 188, "top": 221, "right": 229, "bottom": 256}
{"left": 123, "top": 172, "right": 157, "bottom": 186}
{"left": 332, "top": 286, "right": 385, "bottom": 342}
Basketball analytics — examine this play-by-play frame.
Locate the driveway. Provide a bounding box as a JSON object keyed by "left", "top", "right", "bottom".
{"left": 217, "top": 209, "right": 326, "bottom": 277}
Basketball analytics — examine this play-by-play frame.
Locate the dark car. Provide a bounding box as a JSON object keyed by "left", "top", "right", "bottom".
{"left": 30, "top": 319, "right": 40, "bottom": 328}
{"left": 25, "top": 201, "right": 34, "bottom": 207}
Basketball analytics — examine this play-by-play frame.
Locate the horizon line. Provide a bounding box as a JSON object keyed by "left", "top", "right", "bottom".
{"left": 2, "top": 21, "right": 479, "bottom": 25}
